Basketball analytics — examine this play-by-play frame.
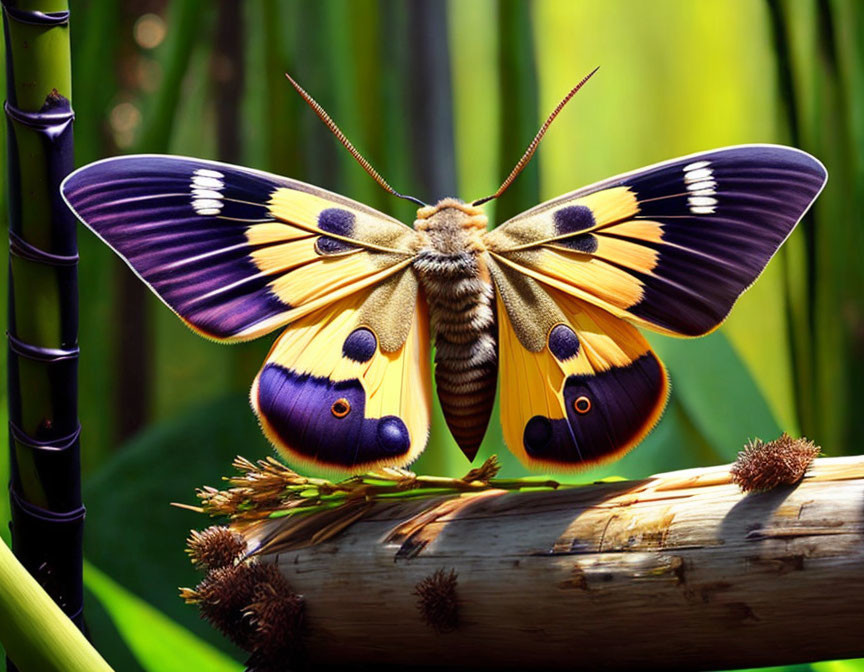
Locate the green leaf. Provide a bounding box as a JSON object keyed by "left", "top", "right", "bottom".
{"left": 84, "top": 562, "right": 241, "bottom": 672}
{"left": 83, "top": 394, "right": 266, "bottom": 662}
{"left": 812, "top": 659, "right": 864, "bottom": 672}
{"left": 83, "top": 584, "right": 146, "bottom": 672}
{"left": 650, "top": 330, "right": 782, "bottom": 462}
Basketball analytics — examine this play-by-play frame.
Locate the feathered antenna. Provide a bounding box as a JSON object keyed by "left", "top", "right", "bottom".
{"left": 285, "top": 73, "right": 427, "bottom": 207}
{"left": 472, "top": 67, "right": 599, "bottom": 207}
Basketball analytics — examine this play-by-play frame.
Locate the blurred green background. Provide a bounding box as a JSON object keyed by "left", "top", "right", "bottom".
{"left": 2, "top": 0, "right": 863, "bottom": 669}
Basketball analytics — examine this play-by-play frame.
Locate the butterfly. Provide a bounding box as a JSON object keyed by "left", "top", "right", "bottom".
{"left": 60, "top": 71, "right": 827, "bottom": 473}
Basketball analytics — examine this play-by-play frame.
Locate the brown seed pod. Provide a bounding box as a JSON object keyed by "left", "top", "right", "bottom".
{"left": 183, "top": 563, "right": 262, "bottom": 649}
{"left": 186, "top": 526, "right": 247, "bottom": 571}
{"left": 182, "top": 560, "right": 306, "bottom": 667}
{"left": 730, "top": 433, "right": 821, "bottom": 492}
{"left": 413, "top": 568, "right": 459, "bottom": 633}
{"left": 245, "top": 570, "right": 306, "bottom": 665}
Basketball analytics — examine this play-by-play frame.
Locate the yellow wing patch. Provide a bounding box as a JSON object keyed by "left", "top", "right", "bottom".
{"left": 251, "top": 277, "right": 431, "bottom": 472}
{"left": 484, "top": 187, "right": 692, "bottom": 337}
{"left": 495, "top": 275, "right": 668, "bottom": 471}
{"left": 484, "top": 186, "right": 639, "bottom": 251}
{"left": 268, "top": 187, "right": 418, "bottom": 252}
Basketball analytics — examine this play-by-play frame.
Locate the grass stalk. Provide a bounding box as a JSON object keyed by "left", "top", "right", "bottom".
{"left": 0, "top": 542, "right": 112, "bottom": 672}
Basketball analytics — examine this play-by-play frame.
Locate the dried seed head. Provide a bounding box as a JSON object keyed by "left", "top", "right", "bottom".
{"left": 182, "top": 562, "right": 275, "bottom": 648}
{"left": 245, "top": 570, "right": 306, "bottom": 665}
{"left": 182, "top": 560, "right": 306, "bottom": 664}
{"left": 731, "top": 433, "right": 821, "bottom": 492}
{"left": 186, "top": 526, "right": 247, "bottom": 571}
{"left": 461, "top": 455, "right": 500, "bottom": 483}
{"left": 414, "top": 568, "right": 459, "bottom": 633}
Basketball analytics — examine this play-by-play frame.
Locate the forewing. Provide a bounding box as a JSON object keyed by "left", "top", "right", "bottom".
{"left": 61, "top": 155, "right": 419, "bottom": 341}
{"left": 484, "top": 145, "right": 827, "bottom": 336}
{"left": 251, "top": 271, "right": 431, "bottom": 471}
{"left": 490, "top": 259, "right": 668, "bottom": 469}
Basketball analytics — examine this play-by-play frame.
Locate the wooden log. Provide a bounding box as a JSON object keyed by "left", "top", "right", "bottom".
{"left": 247, "top": 456, "right": 864, "bottom": 670}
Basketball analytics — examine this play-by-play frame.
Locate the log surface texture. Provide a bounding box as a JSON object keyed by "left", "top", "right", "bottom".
{"left": 257, "top": 457, "right": 864, "bottom": 670}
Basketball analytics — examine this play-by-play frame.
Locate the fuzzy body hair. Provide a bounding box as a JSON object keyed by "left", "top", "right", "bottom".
{"left": 412, "top": 199, "right": 497, "bottom": 459}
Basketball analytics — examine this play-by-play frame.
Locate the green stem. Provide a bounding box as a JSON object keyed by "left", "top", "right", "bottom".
{"left": 0, "top": 542, "right": 112, "bottom": 672}
{"left": 495, "top": 0, "right": 540, "bottom": 223}
{"left": 113, "top": 0, "right": 207, "bottom": 443}
{"left": 3, "top": 0, "right": 85, "bottom": 644}
{"left": 765, "top": 0, "right": 816, "bottom": 440}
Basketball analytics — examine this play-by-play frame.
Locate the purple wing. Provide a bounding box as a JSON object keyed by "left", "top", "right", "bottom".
{"left": 61, "top": 155, "right": 414, "bottom": 341}
{"left": 488, "top": 145, "right": 827, "bottom": 337}
{"left": 616, "top": 145, "right": 826, "bottom": 335}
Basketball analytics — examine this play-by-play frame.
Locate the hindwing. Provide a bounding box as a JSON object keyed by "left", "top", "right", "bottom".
{"left": 490, "top": 259, "right": 667, "bottom": 469}
{"left": 251, "top": 273, "right": 431, "bottom": 470}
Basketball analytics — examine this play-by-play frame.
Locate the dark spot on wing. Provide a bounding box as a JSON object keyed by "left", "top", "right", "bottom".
{"left": 342, "top": 328, "right": 377, "bottom": 363}
{"left": 556, "top": 233, "right": 598, "bottom": 254}
{"left": 318, "top": 208, "right": 355, "bottom": 236}
{"left": 548, "top": 324, "right": 580, "bottom": 361}
{"left": 554, "top": 205, "right": 595, "bottom": 235}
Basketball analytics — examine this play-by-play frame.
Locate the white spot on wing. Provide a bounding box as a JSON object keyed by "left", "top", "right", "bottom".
{"left": 686, "top": 180, "right": 715, "bottom": 193}
{"left": 192, "top": 198, "right": 223, "bottom": 211}
{"left": 194, "top": 168, "right": 224, "bottom": 179}
{"left": 191, "top": 168, "right": 225, "bottom": 215}
{"left": 683, "top": 160, "right": 710, "bottom": 172}
{"left": 683, "top": 161, "right": 717, "bottom": 214}
{"left": 684, "top": 167, "right": 712, "bottom": 183}
{"left": 191, "top": 188, "right": 224, "bottom": 200}
{"left": 192, "top": 175, "right": 224, "bottom": 190}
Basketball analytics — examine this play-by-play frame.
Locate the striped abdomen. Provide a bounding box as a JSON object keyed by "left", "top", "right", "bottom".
{"left": 413, "top": 249, "right": 497, "bottom": 460}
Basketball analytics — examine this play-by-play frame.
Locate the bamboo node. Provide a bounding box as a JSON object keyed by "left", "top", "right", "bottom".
{"left": 730, "top": 433, "right": 821, "bottom": 492}
{"left": 414, "top": 568, "right": 460, "bottom": 633}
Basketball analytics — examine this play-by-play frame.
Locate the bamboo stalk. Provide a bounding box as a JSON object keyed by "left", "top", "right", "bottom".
{"left": 215, "top": 456, "right": 864, "bottom": 670}
{"left": 3, "top": 0, "right": 84, "bottom": 653}
{"left": 765, "top": 0, "right": 817, "bottom": 440}
{"left": 0, "top": 542, "right": 112, "bottom": 672}
{"left": 112, "top": 0, "right": 206, "bottom": 443}
{"left": 495, "top": 0, "right": 539, "bottom": 224}
{"left": 406, "top": 0, "right": 457, "bottom": 204}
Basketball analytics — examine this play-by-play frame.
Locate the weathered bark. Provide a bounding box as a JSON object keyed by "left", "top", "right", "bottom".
{"left": 252, "top": 456, "right": 864, "bottom": 670}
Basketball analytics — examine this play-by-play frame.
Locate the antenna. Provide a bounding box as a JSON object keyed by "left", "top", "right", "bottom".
{"left": 285, "top": 73, "right": 426, "bottom": 207}
{"left": 472, "top": 67, "right": 599, "bottom": 207}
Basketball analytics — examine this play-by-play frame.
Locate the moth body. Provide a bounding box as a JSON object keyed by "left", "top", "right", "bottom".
{"left": 413, "top": 199, "right": 497, "bottom": 459}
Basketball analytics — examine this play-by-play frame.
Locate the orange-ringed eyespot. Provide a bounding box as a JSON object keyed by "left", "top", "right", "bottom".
{"left": 573, "top": 396, "right": 591, "bottom": 414}
{"left": 331, "top": 398, "right": 351, "bottom": 418}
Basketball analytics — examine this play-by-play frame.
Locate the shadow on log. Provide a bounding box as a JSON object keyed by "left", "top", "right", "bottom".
{"left": 186, "top": 456, "right": 864, "bottom": 670}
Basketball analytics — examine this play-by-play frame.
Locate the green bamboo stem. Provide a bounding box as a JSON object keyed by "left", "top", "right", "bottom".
{"left": 811, "top": 0, "right": 864, "bottom": 453}
{"left": 378, "top": 0, "right": 418, "bottom": 226}
{"left": 3, "top": 0, "right": 85, "bottom": 654}
{"left": 113, "top": 0, "right": 206, "bottom": 443}
{"left": 495, "top": 0, "right": 540, "bottom": 224}
{"left": 765, "top": 0, "right": 817, "bottom": 439}
{"left": 134, "top": 0, "right": 205, "bottom": 154}
{"left": 0, "top": 543, "right": 112, "bottom": 672}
